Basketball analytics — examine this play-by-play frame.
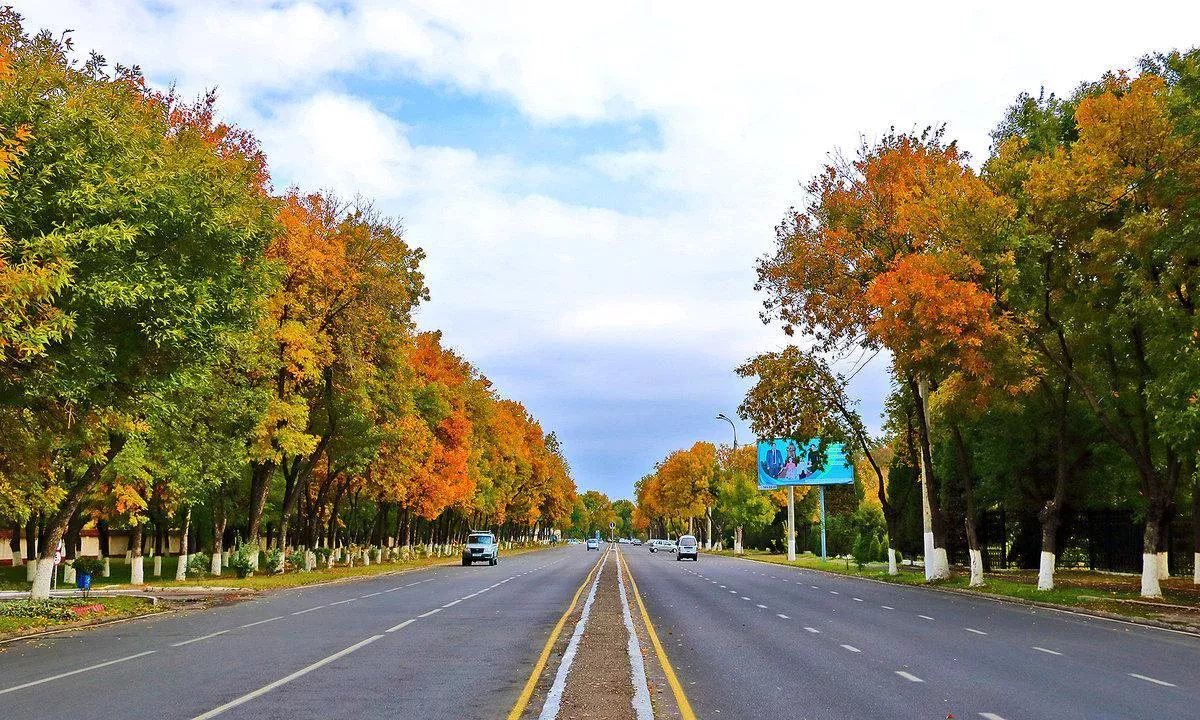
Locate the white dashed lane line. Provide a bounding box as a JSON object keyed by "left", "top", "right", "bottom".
{"left": 852, "top": 597, "right": 863, "bottom": 602}
{"left": 881, "top": 605, "right": 894, "bottom": 610}
{"left": 418, "top": 608, "right": 441, "bottom": 618}
{"left": 329, "top": 598, "right": 356, "bottom": 606}
{"left": 756, "top": 604, "right": 768, "bottom": 609}
{"left": 965, "top": 628, "right": 988, "bottom": 635}
{"left": 840, "top": 644, "right": 861, "bottom": 653}
{"left": 803, "top": 627, "right": 821, "bottom": 634}
{"left": 172, "top": 630, "right": 230, "bottom": 647}
{"left": 917, "top": 614, "right": 934, "bottom": 621}
{"left": 239, "top": 616, "right": 283, "bottom": 629}
{"left": 979, "top": 713, "right": 1007, "bottom": 720}
{"left": 1032, "top": 646, "right": 1062, "bottom": 656}
{"left": 386, "top": 619, "right": 416, "bottom": 633}
{"left": 0, "top": 650, "right": 158, "bottom": 696}
{"left": 1129, "top": 673, "right": 1176, "bottom": 687}
{"left": 895, "top": 671, "right": 924, "bottom": 683}
{"left": 777, "top": 613, "right": 790, "bottom": 619}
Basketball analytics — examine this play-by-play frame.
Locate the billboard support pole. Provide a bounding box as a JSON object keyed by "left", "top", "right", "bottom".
{"left": 819, "top": 486, "right": 827, "bottom": 562}
{"left": 786, "top": 486, "right": 796, "bottom": 562}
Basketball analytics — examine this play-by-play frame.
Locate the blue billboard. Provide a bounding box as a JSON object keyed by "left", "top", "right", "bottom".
{"left": 756, "top": 438, "right": 853, "bottom": 489}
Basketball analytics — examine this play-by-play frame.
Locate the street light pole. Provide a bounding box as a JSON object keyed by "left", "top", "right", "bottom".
{"left": 715, "top": 413, "right": 738, "bottom": 552}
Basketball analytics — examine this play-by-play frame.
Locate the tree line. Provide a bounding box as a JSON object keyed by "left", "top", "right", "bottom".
{"left": 641, "top": 48, "right": 1200, "bottom": 599}
{"left": 0, "top": 12, "right": 577, "bottom": 599}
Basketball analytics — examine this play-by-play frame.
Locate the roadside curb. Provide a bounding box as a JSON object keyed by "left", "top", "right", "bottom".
{"left": 724, "top": 553, "right": 1200, "bottom": 639}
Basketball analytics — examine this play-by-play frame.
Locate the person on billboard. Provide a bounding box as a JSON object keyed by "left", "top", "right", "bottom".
{"left": 782, "top": 442, "right": 801, "bottom": 481}
{"left": 760, "top": 442, "right": 784, "bottom": 480}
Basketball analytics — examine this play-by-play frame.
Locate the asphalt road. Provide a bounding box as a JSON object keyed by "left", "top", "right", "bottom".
{"left": 622, "top": 548, "right": 1200, "bottom": 720}
{"left": 0, "top": 546, "right": 595, "bottom": 720}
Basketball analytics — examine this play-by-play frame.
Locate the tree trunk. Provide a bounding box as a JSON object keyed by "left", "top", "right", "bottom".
{"left": 31, "top": 452, "right": 120, "bottom": 599}
{"left": 1142, "top": 516, "right": 1164, "bottom": 598}
{"left": 211, "top": 489, "right": 226, "bottom": 576}
{"left": 130, "top": 524, "right": 145, "bottom": 586}
{"left": 246, "top": 461, "right": 276, "bottom": 560}
{"left": 7, "top": 518, "right": 21, "bottom": 567}
{"left": 912, "top": 377, "right": 949, "bottom": 580}
{"left": 175, "top": 506, "right": 192, "bottom": 581}
{"left": 1194, "top": 473, "right": 1200, "bottom": 585}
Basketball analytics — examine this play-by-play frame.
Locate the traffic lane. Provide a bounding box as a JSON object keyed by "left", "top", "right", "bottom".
{"left": 682, "top": 552, "right": 1200, "bottom": 694}
{"left": 0, "top": 549, "right": 569, "bottom": 715}
{"left": 220, "top": 548, "right": 601, "bottom": 720}
{"left": 624, "top": 549, "right": 945, "bottom": 718}
{"left": 634, "top": 551, "right": 1200, "bottom": 718}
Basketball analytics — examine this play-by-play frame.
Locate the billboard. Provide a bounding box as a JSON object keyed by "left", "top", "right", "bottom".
{"left": 756, "top": 438, "right": 853, "bottom": 489}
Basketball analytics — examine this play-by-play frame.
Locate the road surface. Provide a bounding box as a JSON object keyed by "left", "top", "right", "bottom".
{"left": 3, "top": 545, "right": 1198, "bottom": 719}
{"left": 622, "top": 548, "right": 1200, "bottom": 720}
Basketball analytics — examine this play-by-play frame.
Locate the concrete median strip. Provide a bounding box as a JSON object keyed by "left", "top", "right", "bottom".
{"left": 537, "top": 550, "right": 608, "bottom": 720}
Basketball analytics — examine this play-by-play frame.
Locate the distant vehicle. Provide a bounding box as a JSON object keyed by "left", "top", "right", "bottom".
{"left": 676, "top": 534, "right": 699, "bottom": 561}
{"left": 586, "top": 538, "right": 601, "bottom": 551}
{"left": 566, "top": 538, "right": 582, "bottom": 545}
{"left": 462, "top": 531, "right": 499, "bottom": 566}
{"left": 618, "top": 537, "right": 630, "bottom": 544}
{"left": 648, "top": 539, "right": 676, "bottom": 553}
{"left": 631, "top": 538, "right": 643, "bottom": 546}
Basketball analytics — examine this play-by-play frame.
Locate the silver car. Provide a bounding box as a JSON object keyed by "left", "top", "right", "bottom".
{"left": 462, "top": 532, "right": 499, "bottom": 566}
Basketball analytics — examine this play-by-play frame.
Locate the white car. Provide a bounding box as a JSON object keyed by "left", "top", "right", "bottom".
{"left": 648, "top": 539, "right": 677, "bottom": 553}
{"left": 462, "top": 531, "right": 499, "bottom": 566}
{"left": 585, "top": 538, "right": 601, "bottom": 551}
{"left": 676, "top": 534, "right": 699, "bottom": 561}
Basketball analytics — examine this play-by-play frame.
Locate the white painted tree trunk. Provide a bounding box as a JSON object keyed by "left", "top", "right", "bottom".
{"left": 248, "top": 548, "right": 259, "bottom": 570}
{"left": 1141, "top": 553, "right": 1162, "bottom": 598}
{"left": 29, "top": 558, "right": 54, "bottom": 600}
{"left": 1156, "top": 551, "right": 1169, "bottom": 579}
{"left": 221, "top": 550, "right": 230, "bottom": 567}
{"left": 968, "top": 549, "right": 985, "bottom": 587}
{"left": 1194, "top": 552, "right": 1199, "bottom": 585}
{"left": 103, "top": 557, "right": 111, "bottom": 577}
{"left": 927, "top": 547, "right": 950, "bottom": 580}
{"left": 275, "top": 552, "right": 286, "bottom": 574}
{"left": 1037, "top": 551, "right": 1056, "bottom": 591}
{"left": 210, "top": 551, "right": 222, "bottom": 576}
{"left": 176, "top": 552, "right": 188, "bottom": 581}
{"left": 131, "top": 556, "right": 144, "bottom": 585}
{"left": 887, "top": 547, "right": 898, "bottom": 576}
{"left": 153, "top": 556, "right": 162, "bottom": 577}
{"left": 26, "top": 558, "right": 37, "bottom": 581}
{"left": 63, "top": 563, "right": 76, "bottom": 584}
{"left": 362, "top": 551, "right": 370, "bottom": 566}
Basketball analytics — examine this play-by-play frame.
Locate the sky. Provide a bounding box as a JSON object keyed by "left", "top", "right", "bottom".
{"left": 21, "top": 1, "right": 1200, "bottom": 500}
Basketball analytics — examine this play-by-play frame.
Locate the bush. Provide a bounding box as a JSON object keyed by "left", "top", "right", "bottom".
{"left": 313, "top": 546, "right": 332, "bottom": 562}
{"left": 0, "top": 599, "right": 77, "bottom": 620}
{"left": 71, "top": 556, "right": 105, "bottom": 577}
{"left": 186, "top": 552, "right": 211, "bottom": 577}
{"left": 852, "top": 534, "right": 874, "bottom": 570}
{"left": 227, "top": 546, "right": 255, "bottom": 579}
{"left": 265, "top": 548, "right": 283, "bottom": 574}
{"left": 286, "top": 550, "right": 306, "bottom": 572}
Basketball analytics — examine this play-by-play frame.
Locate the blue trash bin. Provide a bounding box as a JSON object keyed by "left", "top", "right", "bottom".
{"left": 77, "top": 572, "right": 92, "bottom": 591}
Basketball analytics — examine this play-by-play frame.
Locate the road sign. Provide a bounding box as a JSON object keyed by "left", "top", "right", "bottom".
{"left": 609, "top": 521, "right": 615, "bottom": 529}
{"left": 53, "top": 539, "right": 64, "bottom": 566}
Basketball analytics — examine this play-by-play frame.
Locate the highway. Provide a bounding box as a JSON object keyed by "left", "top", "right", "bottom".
{"left": 2, "top": 545, "right": 1198, "bottom": 719}
{"left": 622, "top": 548, "right": 1200, "bottom": 720}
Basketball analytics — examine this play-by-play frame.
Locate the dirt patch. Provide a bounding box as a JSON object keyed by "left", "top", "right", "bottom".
{"left": 558, "top": 553, "right": 636, "bottom": 720}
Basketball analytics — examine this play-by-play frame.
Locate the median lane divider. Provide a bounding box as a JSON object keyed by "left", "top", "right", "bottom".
{"left": 622, "top": 552, "right": 698, "bottom": 720}
{"left": 507, "top": 548, "right": 608, "bottom": 720}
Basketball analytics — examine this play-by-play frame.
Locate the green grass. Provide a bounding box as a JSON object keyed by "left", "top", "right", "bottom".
{"left": 0, "top": 596, "right": 157, "bottom": 636}
{"left": 713, "top": 549, "right": 1196, "bottom": 622}
{"left": 1, "top": 543, "right": 554, "bottom": 593}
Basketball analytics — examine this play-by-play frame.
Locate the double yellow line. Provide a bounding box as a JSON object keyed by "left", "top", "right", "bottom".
{"left": 507, "top": 546, "right": 696, "bottom": 720}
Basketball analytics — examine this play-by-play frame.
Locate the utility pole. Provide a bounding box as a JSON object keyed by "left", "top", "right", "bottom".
{"left": 716, "top": 413, "right": 738, "bottom": 552}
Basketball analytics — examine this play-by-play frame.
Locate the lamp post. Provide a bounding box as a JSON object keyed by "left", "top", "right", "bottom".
{"left": 715, "top": 413, "right": 738, "bottom": 552}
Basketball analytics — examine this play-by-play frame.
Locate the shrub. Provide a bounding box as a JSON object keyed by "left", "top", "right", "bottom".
{"left": 286, "top": 550, "right": 306, "bottom": 572}
{"left": 852, "top": 533, "right": 874, "bottom": 570}
{"left": 71, "top": 556, "right": 105, "bottom": 577}
{"left": 313, "top": 546, "right": 332, "bottom": 562}
{"left": 227, "top": 546, "right": 255, "bottom": 579}
{"left": 265, "top": 548, "right": 283, "bottom": 574}
{"left": 0, "top": 599, "right": 77, "bottom": 620}
{"left": 186, "top": 552, "right": 211, "bottom": 577}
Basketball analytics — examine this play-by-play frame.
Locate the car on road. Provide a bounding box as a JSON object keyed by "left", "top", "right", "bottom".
{"left": 462, "top": 531, "right": 499, "bottom": 566}
{"left": 676, "top": 534, "right": 699, "bottom": 561}
{"left": 586, "top": 538, "right": 601, "bottom": 551}
{"left": 630, "top": 538, "right": 642, "bottom": 546}
{"left": 566, "top": 538, "right": 581, "bottom": 545}
{"left": 648, "top": 539, "right": 676, "bottom": 553}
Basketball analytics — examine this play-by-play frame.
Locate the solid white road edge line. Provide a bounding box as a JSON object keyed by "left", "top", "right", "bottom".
{"left": 173, "top": 630, "right": 231, "bottom": 646}
{"left": 616, "top": 550, "right": 653, "bottom": 720}
{"left": 1129, "top": 673, "right": 1175, "bottom": 687}
{"left": 0, "top": 650, "right": 158, "bottom": 696}
{"left": 191, "top": 635, "right": 383, "bottom": 719}
{"left": 537, "top": 549, "right": 608, "bottom": 720}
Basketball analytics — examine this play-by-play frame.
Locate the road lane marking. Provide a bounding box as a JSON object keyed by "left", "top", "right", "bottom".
{"left": 756, "top": 604, "right": 768, "bottom": 609}
{"left": 624, "top": 551, "right": 698, "bottom": 720}
{"left": 536, "top": 551, "right": 609, "bottom": 720}
{"left": 881, "top": 605, "right": 894, "bottom": 610}
{"left": 741, "top": 596, "right": 751, "bottom": 601}
{"left": 1032, "top": 646, "right": 1062, "bottom": 656}
{"left": 329, "top": 598, "right": 356, "bottom": 606}
{"left": 895, "top": 671, "right": 924, "bottom": 682}
{"left": 292, "top": 605, "right": 325, "bottom": 615}
{"left": 918, "top": 614, "right": 934, "bottom": 620}
{"left": 811, "top": 585, "right": 819, "bottom": 589}
{"left": 776, "top": 613, "right": 790, "bottom": 619}
{"left": 830, "top": 591, "right": 839, "bottom": 595}
{"left": 386, "top": 619, "right": 416, "bottom": 633}
{"left": 507, "top": 550, "right": 606, "bottom": 720}
{"left": 804, "top": 627, "right": 820, "bottom": 634}
{"left": 980, "top": 714, "right": 1007, "bottom": 720}
{"left": 172, "top": 630, "right": 231, "bottom": 647}
{"left": 239, "top": 616, "right": 283, "bottom": 629}
{"left": 442, "top": 599, "right": 462, "bottom": 608}
{"left": 191, "top": 635, "right": 383, "bottom": 719}
{"left": 615, "top": 551, "right": 654, "bottom": 720}
{"left": 360, "top": 591, "right": 382, "bottom": 598}
{"left": 966, "top": 628, "right": 988, "bottom": 635}
{"left": 418, "top": 608, "right": 441, "bottom": 618}
{"left": 1129, "top": 673, "right": 1175, "bottom": 687}
{"left": 840, "top": 645, "right": 861, "bottom": 653}
{"left": 0, "top": 650, "right": 158, "bottom": 696}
